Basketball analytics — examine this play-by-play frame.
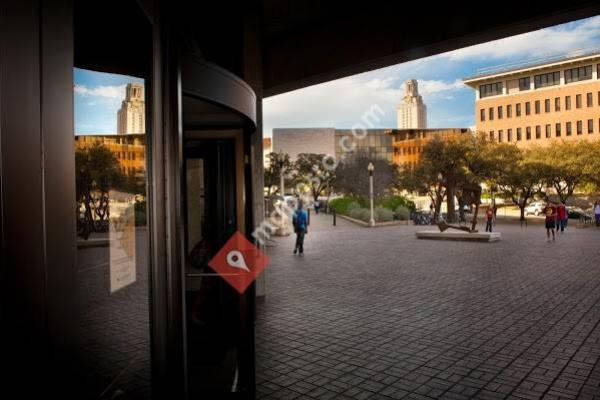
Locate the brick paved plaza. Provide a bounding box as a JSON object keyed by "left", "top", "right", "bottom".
{"left": 256, "top": 214, "right": 600, "bottom": 400}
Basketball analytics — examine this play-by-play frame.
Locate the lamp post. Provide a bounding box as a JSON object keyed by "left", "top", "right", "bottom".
{"left": 368, "top": 162, "right": 375, "bottom": 226}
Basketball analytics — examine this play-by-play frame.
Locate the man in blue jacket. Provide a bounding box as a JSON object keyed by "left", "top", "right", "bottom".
{"left": 292, "top": 199, "right": 308, "bottom": 255}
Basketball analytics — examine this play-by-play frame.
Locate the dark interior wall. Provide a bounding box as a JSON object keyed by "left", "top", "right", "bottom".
{"left": 0, "top": 0, "right": 77, "bottom": 395}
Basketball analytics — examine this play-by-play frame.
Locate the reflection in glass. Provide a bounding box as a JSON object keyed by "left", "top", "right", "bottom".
{"left": 74, "top": 69, "right": 151, "bottom": 399}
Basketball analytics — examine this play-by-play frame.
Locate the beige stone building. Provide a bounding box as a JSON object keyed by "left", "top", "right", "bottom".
{"left": 464, "top": 50, "right": 600, "bottom": 147}
{"left": 117, "top": 83, "right": 145, "bottom": 134}
{"left": 397, "top": 79, "right": 427, "bottom": 129}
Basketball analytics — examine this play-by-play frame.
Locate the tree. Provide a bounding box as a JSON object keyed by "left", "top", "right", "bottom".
{"left": 293, "top": 153, "right": 335, "bottom": 202}
{"left": 334, "top": 151, "right": 397, "bottom": 200}
{"left": 263, "top": 152, "right": 294, "bottom": 197}
{"left": 76, "top": 143, "right": 126, "bottom": 238}
{"left": 496, "top": 148, "right": 546, "bottom": 221}
{"left": 398, "top": 159, "right": 446, "bottom": 222}
{"left": 527, "top": 141, "right": 596, "bottom": 203}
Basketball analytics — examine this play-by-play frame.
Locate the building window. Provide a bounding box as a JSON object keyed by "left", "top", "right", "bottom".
{"left": 507, "top": 104, "right": 512, "bottom": 118}
{"left": 565, "top": 96, "right": 571, "bottom": 110}
{"left": 566, "top": 122, "right": 572, "bottom": 136}
{"left": 577, "top": 120, "right": 582, "bottom": 135}
{"left": 525, "top": 102, "right": 531, "bottom": 115}
{"left": 555, "top": 97, "right": 560, "bottom": 112}
{"left": 516, "top": 103, "right": 521, "bottom": 116}
{"left": 519, "top": 77, "right": 530, "bottom": 91}
{"left": 576, "top": 94, "right": 582, "bottom": 109}
{"left": 588, "top": 119, "right": 593, "bottom": 134}
{"left": 480, "top": 82, "right": 503, "bottom": 98}
{"left": 498, "top": 130, "right": 503, "bottom": 142}
{"left": 556, "top": 123, "right": 561, "bottom": 137}
{"left": 545, "top": 124, "right": 551, "bottom": 138}
{"left": 535, "top": 125, "right": 541, "bottom": 139}
{"left": 534, "top": 100, "right": 540, "bottom": 114}
{"left": 544, "top": 99, "right": 550, "bottom": 113}
{"left": 489, "top": 131, "right": 494, "bottom": 141}
{"left": 526, "top": 127, "right": 531, "bottom": 140}
{"left": 564, "top": 65, "right": 592, "bottom": 83}
{"left": 517, "top": 128, "right": 522, "bottom": 141}
{"left": 507, "top": 128, "right": 513, "bottom": 142}
{"left": 489, "top": 107, "right": 494, "bottom": 120}
{"left": 534, "top": 71, "right": 560, "bottom": 88}
{"left": 480, "top": 109, "right": 485, "bottom": 122}
{"left": 498, "top": 106, "right": 503, "bottom": 119}
{"left": 587, "top": 92, "right": 593, "bottom": 107}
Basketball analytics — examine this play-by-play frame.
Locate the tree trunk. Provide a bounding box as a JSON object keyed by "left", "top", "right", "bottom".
{"left": 519, "top": 203, "right": 526, "bottom": 221}
{"left": 446, "top": 185, "right": 456, "bottom": 223}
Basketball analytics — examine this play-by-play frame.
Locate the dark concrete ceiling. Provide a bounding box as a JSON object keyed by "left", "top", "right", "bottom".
{"left": 261, "top": 1, "right": 600, "bottom": 97}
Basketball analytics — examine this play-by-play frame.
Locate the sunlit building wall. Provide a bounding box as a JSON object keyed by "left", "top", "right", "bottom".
{"left": 464, "top": 50, "right": 600, "bottom": 147}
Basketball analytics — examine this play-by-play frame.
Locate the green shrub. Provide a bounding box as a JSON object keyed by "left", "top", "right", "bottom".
{"left": 394, "top": 205, "right": 410, "bottom": 220}
{"left": 375, "top": 206, "right": 394, "bottom": 222}
{"left": 347, "top": 202, "right": 362, "bottom": 214}
{"left": 348, "top": 207, "right": 371, "bottom": 222}
{"left": 378, "top": 195, "right": 416, "bottom": 212}
{"left": 329, "top": 196, "right": 367, "bottom": 214}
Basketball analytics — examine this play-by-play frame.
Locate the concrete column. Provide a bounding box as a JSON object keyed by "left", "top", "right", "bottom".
{"left": 243, "top": 10, "right": 266, "bottom": 298}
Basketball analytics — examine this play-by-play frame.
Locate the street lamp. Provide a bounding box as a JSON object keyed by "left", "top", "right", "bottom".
{"left": 368, "top": 162, "right": 375, "bottom": 226}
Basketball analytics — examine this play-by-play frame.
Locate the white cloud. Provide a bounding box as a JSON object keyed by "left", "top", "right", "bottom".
{"left": 263, "top": 77, "right": 466, "bottom": 135}
{"left": 74, "top": 84, "right": 126, "bottom": 99}
{"left": 444, "top": 15, "right": 600, "bottom": 61}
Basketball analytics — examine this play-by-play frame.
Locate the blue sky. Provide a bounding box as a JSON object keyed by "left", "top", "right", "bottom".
{"left": 263, "top": 15, "right": 600, "bottom": 136}
{"left": 74, "top": 68, "right": 144, "bottom": 135}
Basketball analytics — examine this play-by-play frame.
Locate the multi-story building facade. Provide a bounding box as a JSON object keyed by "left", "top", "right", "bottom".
{"left": 464, "top": 49, "right": 600, "bottom": 147}
{"left": 272, "top": 128, "right": 393, "bottom": 162}
{"left": 397, "top": 79, "right": 427, "bottom": 129}
{"left": 117, "top": 83, "right": 145, "bottom": 134}
{"left": 74, "top": 134, "right": 146, "bottom": 176}
{"left": 389, "top": 128, "right": 472, "bottom": 169}
{"left": 272, "top": 128, "right": 336, "bottom": 160}
{"left": 334, "top": 129, "right": 394, "bottom": 162}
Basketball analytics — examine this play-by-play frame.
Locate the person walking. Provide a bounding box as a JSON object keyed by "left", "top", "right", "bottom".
{"left": 595, "top": 200, "right": 600, "bottom": 227}
{"left": 485, "top": 206, "right": 495, "bottom": 232}
{"left": 543, "top": 199, "right": 557, "bottom": 242}
{"left": 314, "top": 199, "right": 320, "bottom": 215}
{"left": 557, "top": 201, "right": 567, "bottom": 233}
{"left": 292, "top": 199, "right": 308, "bottom": 255}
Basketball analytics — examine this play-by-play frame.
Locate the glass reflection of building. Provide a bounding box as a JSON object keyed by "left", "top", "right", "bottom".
{"left": 74, "top": 134, "right": 146, "bottom": 176}
{"left": 389, "top": 128, "right": 472, "bottom": 169}
{"left": 334, "top": 129, "right": 393, "bottom": 162}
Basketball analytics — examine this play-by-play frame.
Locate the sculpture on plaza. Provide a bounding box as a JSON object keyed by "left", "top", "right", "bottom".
{"left": 437, "top": 183, "right": 482, "bottom": 233}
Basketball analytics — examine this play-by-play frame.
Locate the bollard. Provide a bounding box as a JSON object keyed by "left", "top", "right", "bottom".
{"left": 307, "top": 209, "right": 310, "bottom": 225}
{"left": 333, "top": 210, "right": 336, "bottom": 226}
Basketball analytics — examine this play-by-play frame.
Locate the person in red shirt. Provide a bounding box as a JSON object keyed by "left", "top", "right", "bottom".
{"left": 543, "top": 200, "right": 557, "bottom": 242}
{"left": 485, "top": 207, "right": 495, "bottom": 232}
{"left": 557, "top": 201, "right": 567, "bottom": 233}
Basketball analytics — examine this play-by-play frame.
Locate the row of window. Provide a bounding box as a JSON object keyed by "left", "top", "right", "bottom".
{"left": 489, "top": 119, "right": 598, "bottom": 142}
{"left": 116, "top": 151, "right": 145, "bottom": 160}
{"left": 394, "top": 146, "right": 423, "bottom": 156}
{"left": 480, "top": 91, "right": 599, "bottom": 122}
{"left": 479, "top": 64, "right": 598, "bottom": 98}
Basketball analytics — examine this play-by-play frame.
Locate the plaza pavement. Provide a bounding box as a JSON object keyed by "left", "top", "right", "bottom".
{"left": 256, "top": 213, "right": 600, "bottom": 400}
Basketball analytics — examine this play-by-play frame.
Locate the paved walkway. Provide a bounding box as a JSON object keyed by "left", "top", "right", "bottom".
{"left": 256, "top": 214, "right": 600, "bottom": 400}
